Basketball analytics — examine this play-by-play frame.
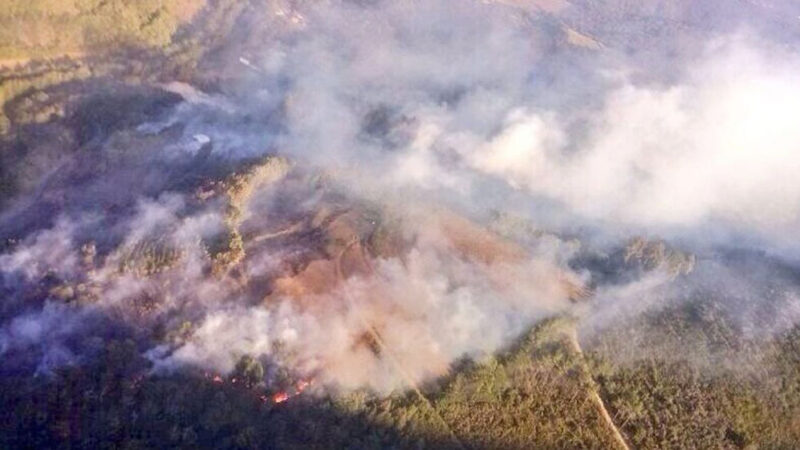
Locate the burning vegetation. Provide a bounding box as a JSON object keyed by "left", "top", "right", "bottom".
{"left": 2, "top": 0, "right": 800, "bottom": 448}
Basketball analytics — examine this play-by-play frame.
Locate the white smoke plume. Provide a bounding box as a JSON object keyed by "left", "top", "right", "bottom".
{"left": 467, "top": 40, "right": 800, "bottom": 238}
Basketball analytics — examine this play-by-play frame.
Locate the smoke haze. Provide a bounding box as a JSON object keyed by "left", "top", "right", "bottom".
{"left": 2, "top": 0, "right": 800, "bottom": 393}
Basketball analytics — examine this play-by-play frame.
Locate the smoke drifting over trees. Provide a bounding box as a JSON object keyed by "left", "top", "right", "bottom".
{"left": 2, "top": 0, "right": 800, "bottom": 447}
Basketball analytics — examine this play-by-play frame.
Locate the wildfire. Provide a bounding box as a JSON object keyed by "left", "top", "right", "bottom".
{"left": 267, "top": 379, "right": 313, "bottom": 405}
{"left": 203, "top": 372, "right": 226, "bottom": 384}
{"left": 203, "top": 371, "right": 312, "bottom": 405}
{"left": 272, "top": 392, "right": 290, "bottom": 403}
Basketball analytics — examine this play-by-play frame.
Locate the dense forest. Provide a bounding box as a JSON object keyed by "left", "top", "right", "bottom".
{"left": 2, "top": 316, "right": 799, "bottom": 449}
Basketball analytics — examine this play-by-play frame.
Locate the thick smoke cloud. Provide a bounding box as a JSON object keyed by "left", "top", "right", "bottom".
{"left": 227, "top": 1, "right": 800, "bottom": 246}
{"left": 1, "top": 0, "right": 800, "bottom": 392}
{"left": 468, "top": 40, "right": 800, "bottom": 240}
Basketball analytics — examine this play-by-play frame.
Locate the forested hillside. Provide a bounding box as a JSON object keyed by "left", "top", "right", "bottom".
{"left": 2, "top": 1, "right": 800, "bottom": 449}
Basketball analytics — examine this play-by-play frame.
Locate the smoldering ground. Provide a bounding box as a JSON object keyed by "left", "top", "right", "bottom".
{"left": 2, "top": 0, "right": 800, "bottom": 394}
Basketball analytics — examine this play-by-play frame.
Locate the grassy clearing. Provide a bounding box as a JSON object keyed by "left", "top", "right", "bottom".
{"left": 0, "top": 0, "right": 247, "bottom": 134}
{"left": 0, "top": 0, "right": 206, "bottom": 60}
